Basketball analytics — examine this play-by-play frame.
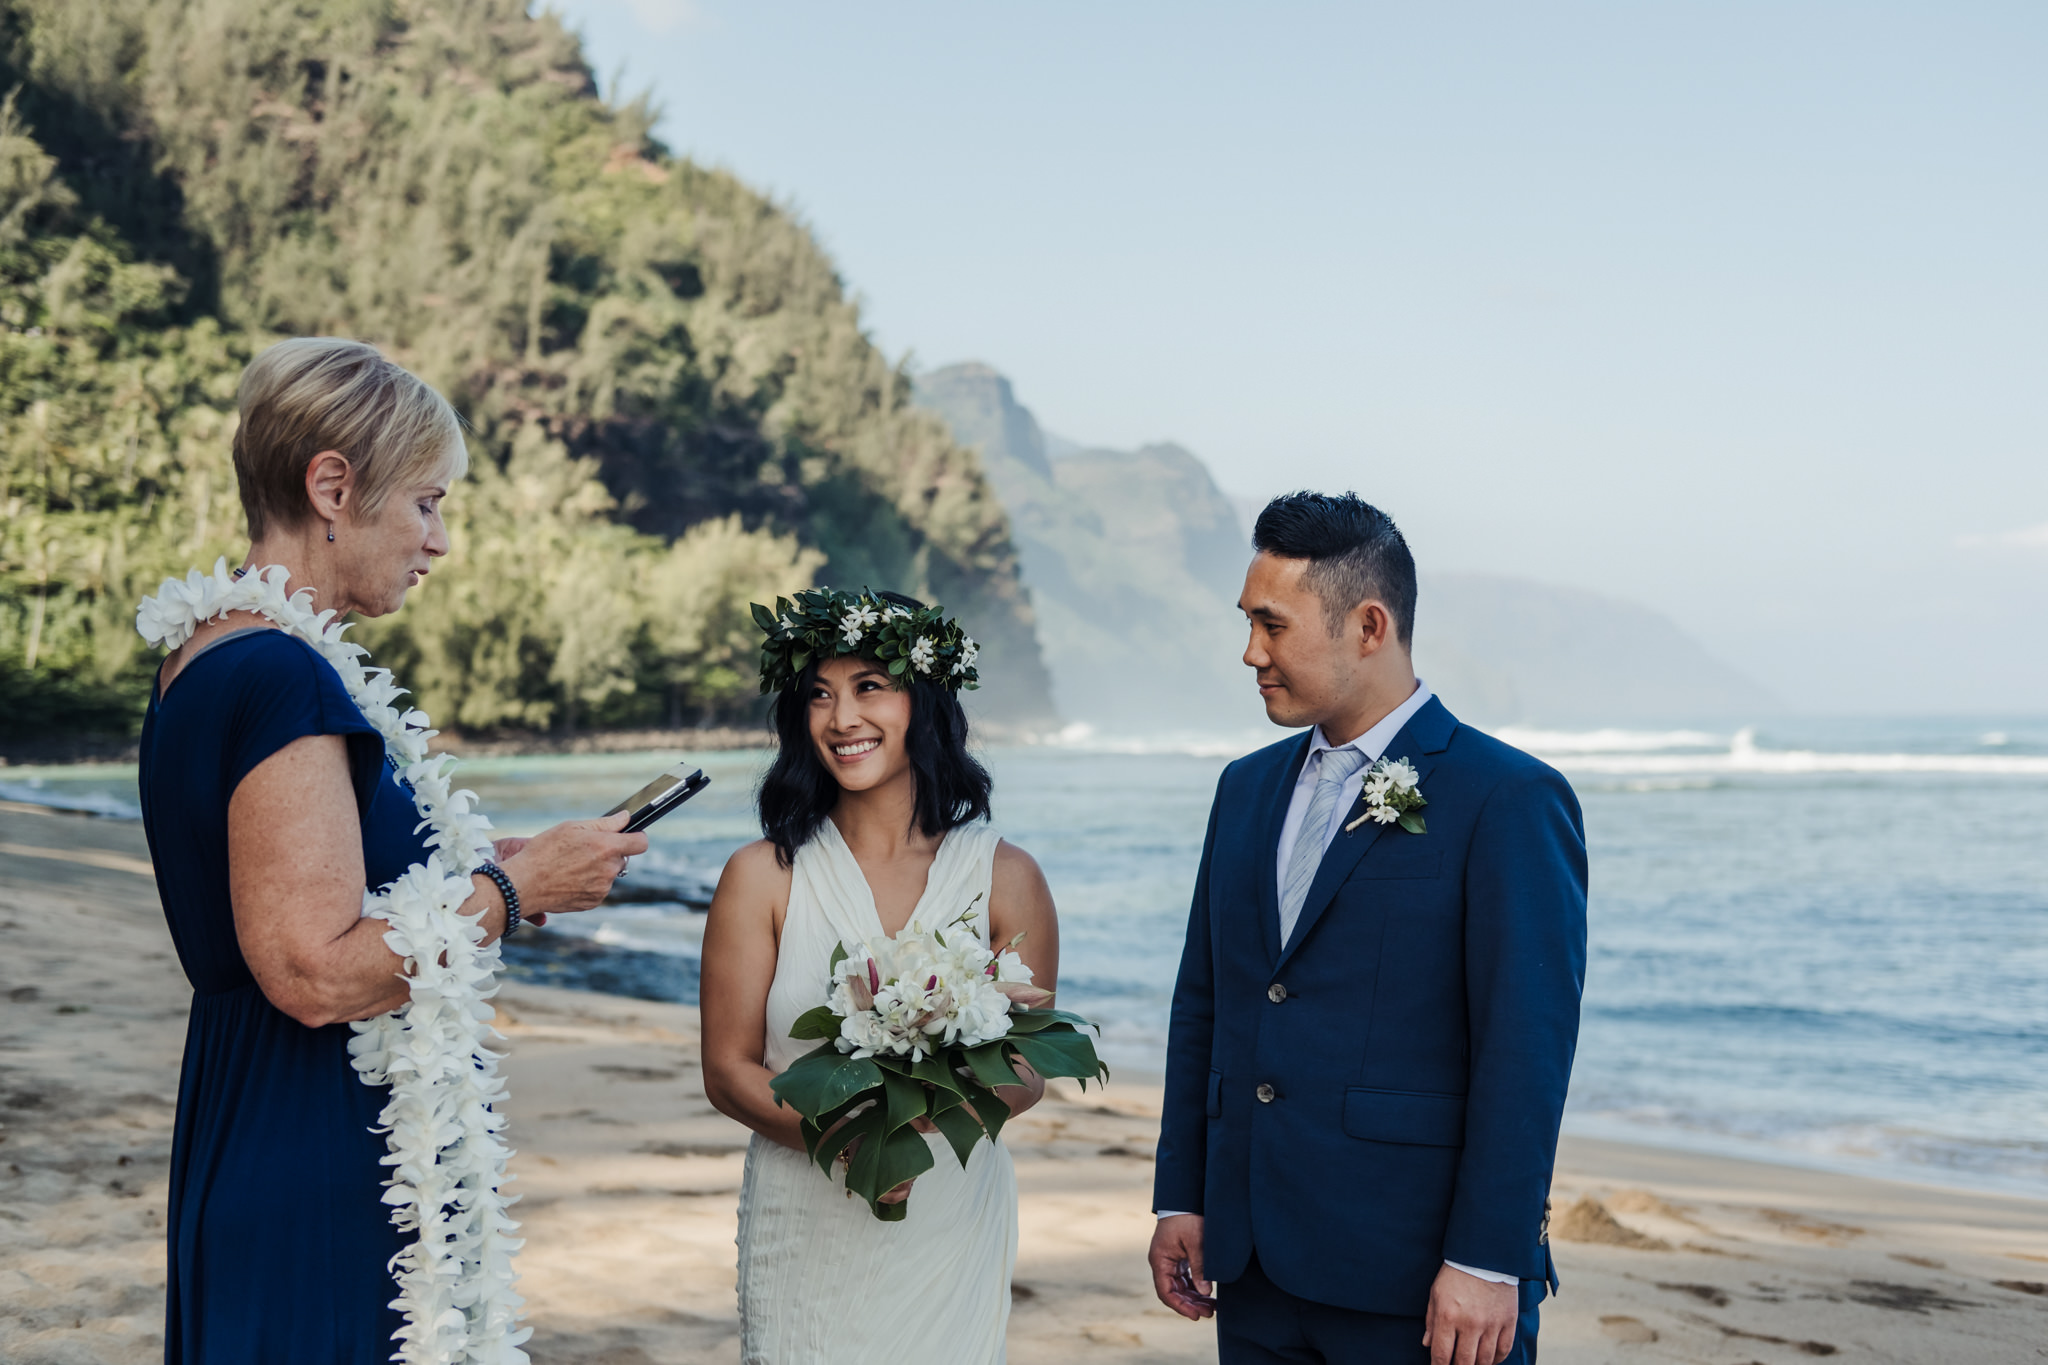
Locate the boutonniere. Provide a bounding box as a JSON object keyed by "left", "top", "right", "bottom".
{"left": 1345, "top": 756, "right": 1428, "bottom": 835}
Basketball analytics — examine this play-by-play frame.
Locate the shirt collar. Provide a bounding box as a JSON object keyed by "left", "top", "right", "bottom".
{"left": 1309, "top": 679, "right": 1433, "bottom": 767}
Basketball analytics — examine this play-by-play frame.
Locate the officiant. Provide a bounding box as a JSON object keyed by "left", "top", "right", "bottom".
{"left": 136, "top": 336, "right": 647, "bottom": 1364}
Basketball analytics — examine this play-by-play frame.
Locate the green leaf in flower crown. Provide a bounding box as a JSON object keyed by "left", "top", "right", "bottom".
{"left": 930, "top": 1101, "right": 984, "bottom": 1169}
{"left": 1397, "top": 812, "right": 1428, "bottom": 835}
{"left": 961, "top": 1040, "right": 1025, "bottom": 1092}
{"left": 787, "top": 1005, "right": 842, "bottom": 1041}
{"left": 1008, "top": 1026, "right": 1110, "bottom": 1085}
{"left": 792, "top": 649, "right": 810, "bottom": 671}
{"left": 888, "top": 658, "right": 907, "bottom": 675}
{"left": 750, "top": 601, "right": 777, "bottom": 632}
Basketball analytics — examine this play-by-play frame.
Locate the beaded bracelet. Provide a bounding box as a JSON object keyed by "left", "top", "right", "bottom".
{"left": 476, "top": 861, "right": 522, "bottom": 939}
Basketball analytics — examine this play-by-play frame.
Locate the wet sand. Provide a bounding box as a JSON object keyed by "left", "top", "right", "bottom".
{"left": 3, "top": 801, "right": 2044, "bottom": 1363}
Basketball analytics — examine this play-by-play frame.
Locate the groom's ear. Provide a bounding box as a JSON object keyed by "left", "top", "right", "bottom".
{"left": 1352, "top": 599, "right": 1399, "bottom": 657}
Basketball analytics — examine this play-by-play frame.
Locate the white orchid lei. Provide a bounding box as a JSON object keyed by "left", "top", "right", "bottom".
{"left": 137, "top": 559, "right": 529, "bottom": 1364}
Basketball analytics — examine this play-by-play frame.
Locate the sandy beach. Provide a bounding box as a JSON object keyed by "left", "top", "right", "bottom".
{"left": 4, "top": 799, "right": 2045, "bottom": 1364}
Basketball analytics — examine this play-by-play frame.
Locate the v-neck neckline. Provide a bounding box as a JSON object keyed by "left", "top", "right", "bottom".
{"left": 819, "top": 816, "right": 959, "bottom": 943}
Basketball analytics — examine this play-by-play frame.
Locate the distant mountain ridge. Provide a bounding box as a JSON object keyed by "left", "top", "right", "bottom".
{"left": 916, "top": 364, "right": 1257, "bottom": 729}
{"left": 1417, "top": 575, "right": 1778, "bottom": 725}
{"left": 917, "top": 361, "right": 1776, "bottom": 731}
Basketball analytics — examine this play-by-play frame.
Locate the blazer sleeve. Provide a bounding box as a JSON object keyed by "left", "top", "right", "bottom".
{"left": 1153, "top": 769, "right": 1228, "bottom": 1215}
{"left": 1441, "top": 762, "right": 1588, "bottom": 1278}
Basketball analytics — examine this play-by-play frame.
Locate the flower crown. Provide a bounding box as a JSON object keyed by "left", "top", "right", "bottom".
{"left": 752, "top": 586, "right": 980, "bottom": 694}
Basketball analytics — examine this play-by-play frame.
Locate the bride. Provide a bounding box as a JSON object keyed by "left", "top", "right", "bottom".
{"left": 700, "top": 588, "right": 1060, "bottom": 1364}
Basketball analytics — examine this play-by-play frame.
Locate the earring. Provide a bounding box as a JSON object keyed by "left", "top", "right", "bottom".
{"left": 327, "top": 528, "right": 336, "bottom": 542}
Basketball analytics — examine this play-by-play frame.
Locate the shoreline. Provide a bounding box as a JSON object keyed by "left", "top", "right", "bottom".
{"left": 0, "top": 718, "right": 1075, "bottom": 768}
{"left": 1, "top": 788, "right": 2043, "bottom": 1209}
{"left": 4, "top": 803, "right": 2047, "bottom": 1363}
{"left": 1, "top": 786, "right": 2042, "bottom": 1209}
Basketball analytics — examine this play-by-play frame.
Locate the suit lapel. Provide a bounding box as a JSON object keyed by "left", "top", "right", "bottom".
{"left": 1255, "top": 733, "right": 1315, "bottom": 966}
{"left": 1273, "top": 697, "right": 1458, "bottom": 974}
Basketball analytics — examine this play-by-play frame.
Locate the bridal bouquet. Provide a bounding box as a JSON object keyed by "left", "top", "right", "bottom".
{"left": 769, "top": 898, "right": 1106, "bottom": 1219}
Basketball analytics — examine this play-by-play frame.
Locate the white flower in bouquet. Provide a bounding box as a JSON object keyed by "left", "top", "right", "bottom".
{"left": 826, "top": 907, "right": 1048, "bottom": 1062}
{"left": 771, "top": 893, "right": 1104, "bottom": 1220}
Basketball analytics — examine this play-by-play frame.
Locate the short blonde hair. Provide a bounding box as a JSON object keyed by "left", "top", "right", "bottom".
{"left": 233, "top": 337, "right": 467, "bottom": 540}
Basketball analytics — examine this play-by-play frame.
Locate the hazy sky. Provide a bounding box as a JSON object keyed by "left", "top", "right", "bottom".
{"left": 547, "top": 0, "right": 2046, "bottom": 713}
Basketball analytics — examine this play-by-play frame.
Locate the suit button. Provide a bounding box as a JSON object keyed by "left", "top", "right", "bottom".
{"left": 1267, "top": 983, "right": 1287, "bottom": 1003}
{"left": 1255, "top": 1083, "right": 1275, "bottom": 1104}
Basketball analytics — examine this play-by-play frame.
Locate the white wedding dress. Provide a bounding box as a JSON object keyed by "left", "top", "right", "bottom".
{"left": 735, "top": 819, "right": 1017, "bottom": 1364}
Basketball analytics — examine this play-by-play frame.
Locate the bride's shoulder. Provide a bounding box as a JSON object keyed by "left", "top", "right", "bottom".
{"left": 713, "top": 838, "right": 793, "bottom": 905}
{"left": 991, "top": 838, "right": 1051, "bottom": 904}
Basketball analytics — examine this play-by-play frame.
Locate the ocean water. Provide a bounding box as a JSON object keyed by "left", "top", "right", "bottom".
{"left": 8, "top": 715, "right": 2045, "bottom": 1197}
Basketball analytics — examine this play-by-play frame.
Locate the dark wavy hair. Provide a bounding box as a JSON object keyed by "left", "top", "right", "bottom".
{"left": 758, "top": 592, "right": 993, "bottom": 866}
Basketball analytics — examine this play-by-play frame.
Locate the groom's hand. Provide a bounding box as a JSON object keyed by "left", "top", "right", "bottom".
{"left": 1423, "top": 1264, "right": 1518, "bottom": 1365}
{"left": 1148, "top": 1214, "right": 1215, "bottom": 1320}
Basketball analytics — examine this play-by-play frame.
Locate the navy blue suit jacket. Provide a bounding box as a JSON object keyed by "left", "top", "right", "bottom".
{"left": 1153, "top": 697, "right": 1588, "bottom": 1317}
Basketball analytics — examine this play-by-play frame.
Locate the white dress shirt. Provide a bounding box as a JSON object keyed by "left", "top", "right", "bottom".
{"left": 1160, "top": 680, "right": 1518, "bottom": 1287}
{"left": 1273, "top": 680, "right": 1435, "bottom": 948}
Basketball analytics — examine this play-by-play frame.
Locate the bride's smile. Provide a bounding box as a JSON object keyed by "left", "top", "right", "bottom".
{"left": 806, "top": 659, "right": 914, "bottom": 793}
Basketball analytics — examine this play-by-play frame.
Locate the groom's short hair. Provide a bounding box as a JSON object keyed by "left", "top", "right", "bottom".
{"left": 1253, "top": 491, "right": 1416, "bottom": 646}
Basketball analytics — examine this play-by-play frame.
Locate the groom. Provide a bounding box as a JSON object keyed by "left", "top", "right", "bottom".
{"left": 1149, "top": 492, "right": 1587, "bottom": 1364}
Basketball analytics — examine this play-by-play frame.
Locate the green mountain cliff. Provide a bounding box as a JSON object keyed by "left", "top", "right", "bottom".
{"left": 916, "top": 362, "right": 1259, "bottom": 731}
{"left": 0, "top": 0, "right": 1053, "bottom": 741}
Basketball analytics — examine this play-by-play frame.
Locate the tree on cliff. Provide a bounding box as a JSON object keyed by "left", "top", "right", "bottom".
{"left": 0, "top": 0, "right": 1053, "bottom": 737}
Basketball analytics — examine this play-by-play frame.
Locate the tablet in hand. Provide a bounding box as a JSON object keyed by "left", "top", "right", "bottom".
{"left": 606, "top": 763, "right": 711, "bottom": 833}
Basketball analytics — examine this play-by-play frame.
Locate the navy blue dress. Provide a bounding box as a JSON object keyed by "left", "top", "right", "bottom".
{"left": 140, "top": 630, "right": 430, "bottom": 1363}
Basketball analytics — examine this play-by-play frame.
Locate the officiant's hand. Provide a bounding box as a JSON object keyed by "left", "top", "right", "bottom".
{"left": 1422, "top": 1264, "right": 1517, "bottom": 1365}
{"left": 501, "top": 812, "right": 646, "bottom": 919}
{"left": 1148, "top": 1214, "right": 1214, "bottom": 1319}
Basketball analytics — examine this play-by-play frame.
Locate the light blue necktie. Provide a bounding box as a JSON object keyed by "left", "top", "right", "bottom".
{"left": 1279, "top": 747, "right": 1369, "bottom": 947}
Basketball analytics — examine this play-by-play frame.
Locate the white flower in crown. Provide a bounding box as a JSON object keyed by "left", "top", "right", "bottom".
{"left": 909, "top": 635, "right": 937, "bottom": 674}
{"left": 951, "top": 636, "right": 979, "bottom": 676}
{"left": 838, "top": 602, "right": 881, "bottom": 646}
{"left": 1346, "top": 756, "right": 1427, "bottom": 835}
